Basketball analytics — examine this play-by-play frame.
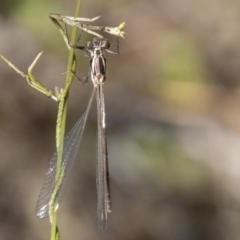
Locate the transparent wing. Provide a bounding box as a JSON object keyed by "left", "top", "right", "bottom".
{"left": 36, "top": 88, "right": 96, "bottom": 219}
{"left": 96, "top": 83, "right": 111, "bottom": 229}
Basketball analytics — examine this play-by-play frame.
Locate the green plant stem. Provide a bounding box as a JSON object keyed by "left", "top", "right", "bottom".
{"left": 50, "top": 1, "right": 81, "bottom": 240}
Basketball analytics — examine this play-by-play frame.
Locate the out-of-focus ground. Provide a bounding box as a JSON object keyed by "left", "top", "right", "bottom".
{"left": 0, "top": 0, "right": 240, "bottom": 239}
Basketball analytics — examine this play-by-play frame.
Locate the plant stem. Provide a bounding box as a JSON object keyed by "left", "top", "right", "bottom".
{"left": 50, "top": 1, "right": 82, "bottom": 240}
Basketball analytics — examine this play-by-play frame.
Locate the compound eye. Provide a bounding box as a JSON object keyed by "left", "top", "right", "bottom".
{"left": 102, "top": 39, "right": 110, "bottom": 49}
{"left": 86, "top": 41, "right": 92, "bottom": 49}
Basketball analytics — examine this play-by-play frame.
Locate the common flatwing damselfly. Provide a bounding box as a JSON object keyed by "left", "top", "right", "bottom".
{"left": 35, "top": 37, "right": 119, "bottom": 229}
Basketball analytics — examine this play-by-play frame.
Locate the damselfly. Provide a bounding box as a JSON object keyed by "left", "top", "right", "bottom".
{"left": 35, "top": 37, "right": 119, "bottom": 229}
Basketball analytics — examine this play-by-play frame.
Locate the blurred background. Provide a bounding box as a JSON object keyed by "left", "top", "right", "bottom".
{"left": 0, "top": 0, "right": 240, "bottom": 239}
